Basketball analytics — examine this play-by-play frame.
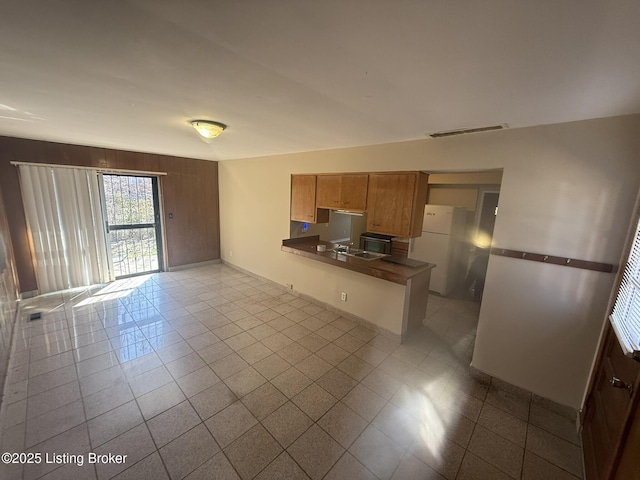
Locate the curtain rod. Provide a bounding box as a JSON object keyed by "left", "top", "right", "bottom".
{"left": 10, "top": 161, "right": 168, "bottom": 176}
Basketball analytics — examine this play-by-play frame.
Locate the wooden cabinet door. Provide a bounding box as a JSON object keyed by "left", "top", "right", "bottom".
{"left": 291, "top": 175, "right": 317, "bottom": 222}
{"left": 367, "top": 173, "right": 418, "bottom": 236}
{"left": 391, "top": 240, "right": 410, "bottom": 258}
{"left": 340, "top": 174, "right": 368, "bottom": 211}
{"left": 316, "top": 174, "right": 368, "bottom": 211}
{"left": 316, "top": 175, "right": 342, "bottom": 209}
{"left": 582, "top": 325, "right": 640, "bottom": 479}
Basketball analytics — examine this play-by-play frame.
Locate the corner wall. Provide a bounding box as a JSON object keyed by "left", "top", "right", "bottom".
{"left": 219, "top": 114, "right": 640, "bottom": 408}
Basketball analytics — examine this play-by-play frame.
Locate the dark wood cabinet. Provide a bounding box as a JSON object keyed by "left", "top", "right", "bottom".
{"left": 583, "top": 324, "right": 640, "bottom": 480}
{"left": 391, "top": 240, "right": 410, "bottom": 258}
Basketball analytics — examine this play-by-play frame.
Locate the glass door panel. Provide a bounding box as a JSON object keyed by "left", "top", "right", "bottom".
{"left": 102, "top": 175, "right": 163, "bottom": 278}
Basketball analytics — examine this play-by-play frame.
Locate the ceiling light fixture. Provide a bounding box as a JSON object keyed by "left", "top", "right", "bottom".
{"left": 190, "top": 120, "right": 227, "bottom": 139}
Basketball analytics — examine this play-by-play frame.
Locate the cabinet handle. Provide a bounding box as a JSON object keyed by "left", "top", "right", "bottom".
{"left": 611, "top": 377, "right": 634, "bottom": 397}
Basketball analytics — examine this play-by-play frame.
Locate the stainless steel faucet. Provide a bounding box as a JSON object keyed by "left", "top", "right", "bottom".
{"left": 335, "top": 242, "right": 353, "bottom": 253}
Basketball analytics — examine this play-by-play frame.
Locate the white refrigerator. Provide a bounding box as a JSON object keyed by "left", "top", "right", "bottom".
{"left": 408, "top": 205, "right": 467, "bottom": 296}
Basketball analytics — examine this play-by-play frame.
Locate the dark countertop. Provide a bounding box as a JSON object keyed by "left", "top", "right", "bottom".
{"left": 282, "top": 236, "right": 434, "bottom": 285}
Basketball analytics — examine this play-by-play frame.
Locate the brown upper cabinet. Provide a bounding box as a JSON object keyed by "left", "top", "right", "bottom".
{"left": 290, "top": 175, "right": 330, "bottom": 223}
{"left": 290, "top": 171, "right": 428, "bottom": 235}
{"left": 366, "top": 172, "right": 429, "bottom": 237}
{"left": 316, "top": 174, "right": 368, "bottom": 211}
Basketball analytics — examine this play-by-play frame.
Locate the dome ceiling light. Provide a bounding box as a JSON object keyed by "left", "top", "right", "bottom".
{"left": 190, "top": 120, "right": 227, "bottom": 139}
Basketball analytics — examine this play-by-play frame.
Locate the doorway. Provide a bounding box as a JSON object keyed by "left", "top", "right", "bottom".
{"left": 466, "top": 190, "right": 500, "bottom": 300}
{"left": 477, "top": 191, "right": 499, "bottom": 245}
{"left": 101, "top": 174, "right": 163, "bottom": 278}
{"left": 400, "top": 170, "right": 503, "bottom": 374}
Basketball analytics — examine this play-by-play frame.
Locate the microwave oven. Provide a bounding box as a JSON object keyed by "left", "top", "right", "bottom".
{"left": 359, "top": 232, "right": 393, "bottom": 254}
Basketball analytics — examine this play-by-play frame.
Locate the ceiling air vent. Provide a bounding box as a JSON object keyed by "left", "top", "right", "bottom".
{"left": 428, "top": 124, "right": 507, "bottom": 138}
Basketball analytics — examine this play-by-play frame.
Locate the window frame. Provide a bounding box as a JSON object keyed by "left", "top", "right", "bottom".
{"left": 610, "top": 198, "right": 640, "bottom": 361}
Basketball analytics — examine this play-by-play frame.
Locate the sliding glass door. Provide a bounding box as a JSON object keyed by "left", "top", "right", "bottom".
{"left": 102, "top": 174, "right": 163, "bottom": 278}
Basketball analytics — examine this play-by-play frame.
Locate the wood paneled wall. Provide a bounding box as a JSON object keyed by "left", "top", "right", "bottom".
{"left": 0, "top": 136, "right": 220, "bottom": 294}
{"left": 0, "top": 179, "right": 19, "bottom": 398}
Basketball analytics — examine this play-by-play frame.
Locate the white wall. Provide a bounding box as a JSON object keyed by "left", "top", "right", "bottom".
{"left": 219, "top": 114, "right": 640, "bottom": 408}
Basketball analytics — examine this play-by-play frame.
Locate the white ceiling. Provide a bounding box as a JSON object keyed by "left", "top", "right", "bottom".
{"left": 1, "top": 1, "right": 640, "bottom": 161}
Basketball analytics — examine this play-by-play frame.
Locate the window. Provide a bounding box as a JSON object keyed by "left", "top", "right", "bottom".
{"left": 610, "top": 213, "right": 640, "bottom": 359}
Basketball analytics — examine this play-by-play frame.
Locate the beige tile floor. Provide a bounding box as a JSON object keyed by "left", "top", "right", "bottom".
{"left": 0, "top": 264, "right": 584, "bottom": 479}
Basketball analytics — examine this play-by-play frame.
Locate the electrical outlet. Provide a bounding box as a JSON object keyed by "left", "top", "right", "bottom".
{"left": 341, "top": 292, "right": 347, "bottom": 302}
{"left": 286, "top": 283, "right": 294, "bottom": 290}
{"left": 229, "top": 251, "right": 233, "bottom": 257}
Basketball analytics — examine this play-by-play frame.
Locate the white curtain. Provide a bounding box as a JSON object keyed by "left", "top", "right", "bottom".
{"left": 18, "top": 165, "right": 111, "bottom": 294}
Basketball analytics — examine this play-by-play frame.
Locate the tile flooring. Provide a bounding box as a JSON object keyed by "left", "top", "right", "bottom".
{"left": 0, "top": 264, "right": 584, "bottom": 479}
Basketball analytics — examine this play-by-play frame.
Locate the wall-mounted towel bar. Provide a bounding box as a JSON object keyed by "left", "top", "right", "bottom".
{"left": 490, "top": 247, "right": 616, "bottom": 273}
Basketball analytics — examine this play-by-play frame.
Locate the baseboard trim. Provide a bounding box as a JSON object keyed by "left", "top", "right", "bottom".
{"left": 166, "top": 259, "right": 221, "bottom": 272}
{"left": 469, "top": 364, "right": 579, "bottom": 423}
{"left": 19, "top": 290, "right": 38, "bottom": 299}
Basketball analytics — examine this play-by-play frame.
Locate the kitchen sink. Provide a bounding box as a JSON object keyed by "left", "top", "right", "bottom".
{"left": 332, "top": 248, "right": 388, "bottom": 261}
{"left": 350, "top": 251, "right": 388, "bottom": 260}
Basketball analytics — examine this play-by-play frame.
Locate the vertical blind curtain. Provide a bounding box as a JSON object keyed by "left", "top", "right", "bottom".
{"left": 18, "top": 165, "right": 111, "bottom": 294}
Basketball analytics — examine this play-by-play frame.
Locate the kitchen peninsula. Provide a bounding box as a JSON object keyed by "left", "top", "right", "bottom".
{"left": 282, "top": 236, "right": 435, "bottom": 341}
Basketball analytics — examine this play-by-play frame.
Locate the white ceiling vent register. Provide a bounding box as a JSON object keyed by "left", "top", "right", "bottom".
{"left": 427, "top": 124, "right": 508, "bottom": 138}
